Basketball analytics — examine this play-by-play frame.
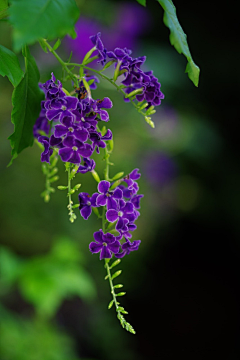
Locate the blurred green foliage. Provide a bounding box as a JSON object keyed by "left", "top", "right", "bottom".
{"left": 0, "top": 304, "right": 81, "bottom": 360}
{"left": 1, "top": 238, "right": 96, "bottom": 317}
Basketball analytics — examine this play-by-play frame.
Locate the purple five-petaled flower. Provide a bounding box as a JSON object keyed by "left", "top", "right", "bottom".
{"left": 89, "top": 230, "right": 121, "bottom": 260}
{"left": 78, "top": 192, "right": 99, "bottom": 220}
{"left": 58, "top": 135, "right": 93, "bottom": 164}
{"left": 96, "top": 180, "right": 123, "bottom": 209}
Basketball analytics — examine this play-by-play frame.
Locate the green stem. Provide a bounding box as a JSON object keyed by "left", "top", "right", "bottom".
{"left": 67, "top": 164, "right": 77, "bottom": 223}
{"left": 105, "top": 259, "right": 122, "bottom": 313}
{"left": 44, "top": 40, "right": 77, "bottom": 84}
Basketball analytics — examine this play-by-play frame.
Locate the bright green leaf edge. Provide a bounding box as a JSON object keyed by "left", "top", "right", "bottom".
{"left": 0, "top": 44, "right": 24, "bottom": 87}
{"left": 157, "top": 0, "right": 200, "bottom": 86}
{"left": 9, "top": 0, "right": 80, "bottom": 52}
{"left": 136, "top": 0, "right": 146, "bottom": 6}
{"left": 8, "top": 46, "right": 44, "bottom": 166}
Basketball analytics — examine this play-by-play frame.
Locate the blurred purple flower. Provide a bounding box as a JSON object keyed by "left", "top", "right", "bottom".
{"left": 65, "top": 3, "right": 150, "bottom": 61}
{"left": 143, "top": 152, "right": 177, "bottom": 186}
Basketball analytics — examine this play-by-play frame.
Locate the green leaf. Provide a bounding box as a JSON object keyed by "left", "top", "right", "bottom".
{"left": 18, "top": 238, "right": 96, "bottom": 317}
{"left": 136, "top": 0, "right": 146, "bottom": 6}
{"left": 0, "top": 45, "right": 24, "bottom": 87}
{"left": 8, "top": 46, "right": 44, "bottom": 166}
{"left": 0, "top": 0, "right": 8, "bottom": 11}
{"left": 9, "top": 0, "right": 80, "bottom": 52}
{"left": 156, "top": 0, "right": 200, "bottom": 86}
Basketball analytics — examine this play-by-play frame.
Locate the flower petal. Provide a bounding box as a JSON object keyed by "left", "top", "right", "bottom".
{"left": 102, "top": 232, "right": 115, "bottom": 244}
{"left": 99, "top": 110, "right": 109, "bottom": 122}
{"left": 107, "top": 197, "right": 118, "bottom": 210}
{"left": 113, "top": 188, "right": 123, "bottom": 200}
{"left": 59, "top": 147, "right": 72, "bottom": 162}
{"left": 54, "top": 124, "right": 68, "bottom": 138}
{"left": 68, "top": 151, "right": 81, "bottom": 164}
{"left": 96, "top": 194, "right": 107, "bottom": 207}
{"left": 63, "top": 135, "right": 75, "bottom": 148}
{"left": 93, "top": 230, "right": 104, "bottom": 243}
{"left": 78, "top": 144, "right": 93, "bottom": 157}
{"left": 89, "top": 242, "right": 102, "bottom": 254}
{"left": 98, "top": 180, "right": 110, "bottom": 194}
{"left": 100, "top": 246, "right": 112, "bottom": 260}
{"left": 80, "top": 205, "right": 91, "bottom": 220}
{"left": 108, "top": 240, "right": 121, "bottom": 254}
{"left": 106, "top": 209, "right": 118, "bottom": 223}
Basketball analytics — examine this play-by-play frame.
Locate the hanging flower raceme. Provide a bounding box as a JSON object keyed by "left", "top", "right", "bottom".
{"left": 33, "top": 31, "right": 164, "bottom": 334}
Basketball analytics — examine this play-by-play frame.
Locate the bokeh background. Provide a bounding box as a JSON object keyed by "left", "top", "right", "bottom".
{"left": 1, "top": 0, "right": 240, "bottom": 359}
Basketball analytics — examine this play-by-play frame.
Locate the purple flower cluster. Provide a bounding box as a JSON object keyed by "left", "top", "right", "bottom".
{"left": 80, "top": 169, "right": 143, "bottom": 259}
{"left": 34, "top": 73, "right": 113, "bottom": 169}
{"left": 90, "top": 33, "right": 164, "bottom": 108}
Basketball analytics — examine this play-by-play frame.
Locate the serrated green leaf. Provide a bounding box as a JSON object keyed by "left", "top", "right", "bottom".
{"left": 136, "top": 0, "right": 146, "bottom": 6}
{"left": 9, "top": 0, "right": 80, "bottom": 52}
{"left": 157, "top": 0, "right": 200, "bottom": 86}
{"left": 8, "top": 46, "right": 44, "bottom": 166}
{"left": 0, "top": 45, "right": 24, "bottom": 87}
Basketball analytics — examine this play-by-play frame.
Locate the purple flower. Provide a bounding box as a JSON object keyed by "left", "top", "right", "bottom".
{"left": 115, "top": 239, "right": 141, "bottom": 258}
{"left": 82, "top": 73, "right": 100, "bottom": 90}
{"left": 90, "top": 32, "right": 107, "bottom": 65}
{"left": 38, "top": 136, "right": 53, "bottom": 164}
{"left": 79, "top": 192, "right": 98, "bottom": 220}
{"left": 89, "top": 230, "right": 121, "bottom": 260}
{"left": 38, "top": 135, "right": 62, "bottom": 163}
{"left": 46, "top": 96, "right": 79, "bottom": 121}
{"left": 96, "top": 180, "right": 123, "bottom": 208}
{"left": 92, "top": 97, "right": 113, "bottom": 122}
{"left": 131, "top": 194, "right": 144, "bottom": 209}
{"left": 89, "top": 129, "right": 112, "bottom": 153}
{"left": 58, "top": 135, "right": 93, "bottom": 164}
{"left": 41, "top": 72, "right": 66, "bottom": 100}
{"left": 77, "top": 158, "right": 95, "bottom": 174}
{"left": 106, "top": 47, "right": 132, "bottom": 63}
{"left": 143, "top": 152, "right": 177, "bottom": 186}
{"left": 54, "top": 116, "right": 89, "bottom": 142}
{"left": 106, "top": 200, "right": 135, "bottom": 231}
